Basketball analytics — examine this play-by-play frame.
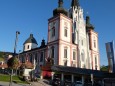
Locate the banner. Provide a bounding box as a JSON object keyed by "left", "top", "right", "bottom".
{"left": 105, "top": 41, "right": 115, "bottom": 73}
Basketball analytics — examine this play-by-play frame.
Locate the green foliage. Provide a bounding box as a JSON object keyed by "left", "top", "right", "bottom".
{"left": 0, "top": 57, "right": 4, "bottom": 61}
{"left": 0, "top": 74, "right": 10, "bottom": 81}
{"left": 0, "top": 52, "right": 4, "bottom": 58}
{"left": 7, "top": 57, "right": 19, "bottom": 69}
{"left": 100, "top": 65, "right": 108, "bottom": 72}
{"left": 0, "top": 74, "right": 27, "bottom": 84}
{"left": 0, "top": 52, "right": 4, "bottom": 61}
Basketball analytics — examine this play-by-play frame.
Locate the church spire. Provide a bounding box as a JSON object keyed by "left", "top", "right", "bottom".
{"left": 71, "top": 0, "right": 79, "bottom": 8}
{"left": 58, "top": 0, "right": 63, "bottom": 8}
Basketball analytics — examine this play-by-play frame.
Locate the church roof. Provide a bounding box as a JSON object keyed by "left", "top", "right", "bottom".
{"left": 51, "top": 65, "right": 115, "bottom": 78}
{"left": 23, "top": 34, "right": 38, "bottom": 45}
{"left": 86, "top": 16, "right": 94, "bottom": 30}
{"left": 53, "top": 0, "right": 68, "bottom": 16}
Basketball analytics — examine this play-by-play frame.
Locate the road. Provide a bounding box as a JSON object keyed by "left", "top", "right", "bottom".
{"left": 0, "top": 79, "right": 52, "bottom": 86}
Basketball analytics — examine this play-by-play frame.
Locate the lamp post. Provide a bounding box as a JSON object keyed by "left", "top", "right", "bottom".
{"left": 9, "top": 31, "right": 20, "bottom": 86}
{"left": 14, "top": 31, "right": 20, "bottom": 56}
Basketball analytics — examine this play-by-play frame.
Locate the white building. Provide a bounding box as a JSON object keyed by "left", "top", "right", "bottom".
{"left": 47, "top": 0, "right": 100, "bottom": 70}
{"left": 19, "top": 0, "right": 100, "bottom": 79}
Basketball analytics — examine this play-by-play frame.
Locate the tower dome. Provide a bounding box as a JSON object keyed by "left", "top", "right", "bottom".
{"left": 23, "top": 34, "right": 38, "bottom": 51}
{"left": 53, "top": 0, "right": 68, "bottom": 16}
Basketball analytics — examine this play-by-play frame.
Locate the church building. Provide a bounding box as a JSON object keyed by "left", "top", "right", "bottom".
{"left": 18, "top": 0, "right": 100, "bottom": 80}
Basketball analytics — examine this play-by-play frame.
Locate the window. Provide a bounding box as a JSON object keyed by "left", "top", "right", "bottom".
{"left": 35, "top": 53, "right": 38, "bottom": 63}
{"left": 51, "top": 46, "right": 54, "bottom": 58}
{"left": 73, "top": 51, "right": 76, "bottom": 60}
{"left": 95, "top": 56, "right": 97, "bottom": 65}
{"left": 26, "top": 54, "right": 29, "bottom": 61}
{"left": 64, "top": 27, "right": 67, "bottom": 37}
{"left": 74, "top": 21, "right": 76, "bottom": 29}
{"left": 94, "top": 40, "right": 96, "bottom": 48}
{"left": 64, "top": 22, "right": 68, "bottom": 37}
{"left": 64, "top": 60, "right": 67, "bottom": 66}
{"left": 21, "top": 55, "right": 25, "bottom": 63}
{"left": 27, "top": 45, "right": 29, "bottom": 49}
{"left": 64, "top": 48, "right": 67, "bottom": 58}
{"left": 95, "top": 56, "right": 97, "bottom": 70}
{"left": 52, "top": 27, "right": 55, "bottom": 37}
{"left": 40, "top": 52, "right": 43, "bottom": 62}
{"left": 30, "top": 54, "right": 33, "bottom": 63}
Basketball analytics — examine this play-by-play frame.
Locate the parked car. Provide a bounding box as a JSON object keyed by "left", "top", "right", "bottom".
{"left": 52, "top": 78, "right": 61, "bottom": 86}
{"left": 64, "top": 80, "right": 72, "bottom": 86}
{"left": 73, "top": 81, "right": 82, "bottom": 86}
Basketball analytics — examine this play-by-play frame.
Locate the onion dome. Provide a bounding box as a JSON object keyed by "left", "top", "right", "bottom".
{"left": 86, "top": 16, "right": 94, "bottom": 30}
{"left": 53, "top": 0, "right": 68, "bottom": 16}
{"left": 23, "top": 34, "right": 38, "bottom": 45}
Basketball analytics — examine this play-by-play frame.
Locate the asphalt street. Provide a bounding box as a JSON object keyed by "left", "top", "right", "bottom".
{"left": 0, "top": 80, "right": 51, "bottom": 86}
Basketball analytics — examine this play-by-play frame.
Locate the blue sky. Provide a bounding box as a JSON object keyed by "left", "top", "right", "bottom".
{"left": 0, "top": 0, "right": 115, "bottom": 66}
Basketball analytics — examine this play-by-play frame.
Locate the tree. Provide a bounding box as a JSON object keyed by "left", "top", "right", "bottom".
{"left": 7, "top": 57, "right": 19, "bottom": 69}
{"left": 0, "top": 52, "right": 3, "bottom": 58}
{"left": 7, "top": 57, "right": 19, "bottom": 86}
{"left": 100, "top": 65, "right": 108, "bottom": 72}
{"left": 0, "top": 52, "right": 4, "bottom": 61}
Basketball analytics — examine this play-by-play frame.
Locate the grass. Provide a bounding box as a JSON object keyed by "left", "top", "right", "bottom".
{"left": 0, "top": 74, "right": 28, "bottom": 84}
{"left": 0, "top": 57, "right": 4, "bottom": 61}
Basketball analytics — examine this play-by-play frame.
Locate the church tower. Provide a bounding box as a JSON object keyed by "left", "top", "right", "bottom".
{"left": 47, "top": 0, "right": 74, "bottom": 66}
{"left": 23, "top": 34, "right": 38, "bottom": 51}
{"left": 47, "top": 0, "right": 100, "bottom": 70}
{"left": 86, "top": 16, "right": 100, "bottom": 70}
{"left": 69, "top": 0, "right": 89, "bottom": 69}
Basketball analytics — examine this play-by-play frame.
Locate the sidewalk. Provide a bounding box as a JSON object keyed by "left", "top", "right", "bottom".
{"left": 0, "top": 79, "right": 52, "bottom": 86}
{"left": 30, "top": 79, "right": 52, "bottom": 86}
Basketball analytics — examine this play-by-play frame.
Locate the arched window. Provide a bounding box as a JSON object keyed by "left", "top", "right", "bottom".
{"left": 94, "top": 37, "right": 96, "bottom": 48}
{"left": 95, "top": 56, "right": 97, "bottom": 70}
{"left": 22, "top": 55, "right": 25, "bottom": 63}
{"left": 30, "top": 54, "right": 33, "bottom": 63}
{"left": 40, "top": 52, "right": 44, "bottom": 62}
{"left": 51, "top": 46, "right": 54, "bottom": 58}
{"left": 27, "top": 45, "right": 29, "bottom": 49}
{"left": 52, "top": 27, "right": 55, "bottom": 37}
{"left": 64, "top": 47, "right": 67, "bottom": 58}
{"left": 95, "top": 56, "right": 97, "bottom": 65}
{"left": 73, "top": 50, "right": 76, "bottom": 60}
{"left": 64, "top": 22, "right": 68, "bottom": 37}
{"left": 35, "top": 53, "right": 38, "bottom": 63}
{"left": 64, "top": 27, "right": 68, "bottom": 37}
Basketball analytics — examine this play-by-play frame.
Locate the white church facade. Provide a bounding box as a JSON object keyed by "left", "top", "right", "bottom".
{"left": 18, "top": 0, "right": 100, "bottom": 79}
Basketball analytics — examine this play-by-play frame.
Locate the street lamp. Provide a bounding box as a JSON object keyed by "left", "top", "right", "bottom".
{"left": 14, "top": 31, "right": 20, "bottom": 56}
{"left": 9, "top": 31, "right": 20, "bottom": 86}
